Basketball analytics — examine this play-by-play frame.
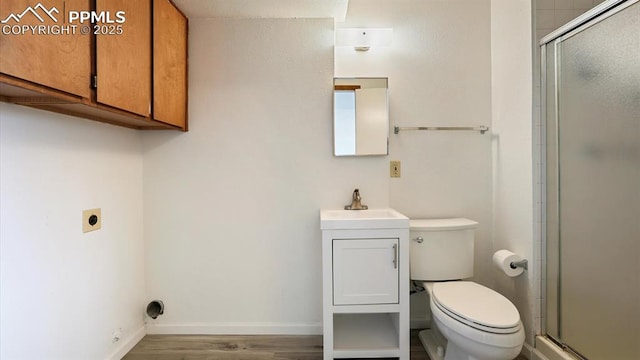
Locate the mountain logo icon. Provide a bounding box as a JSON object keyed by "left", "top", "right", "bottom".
{"left": 1, "top": 3, "right": 60, "bottom": 23}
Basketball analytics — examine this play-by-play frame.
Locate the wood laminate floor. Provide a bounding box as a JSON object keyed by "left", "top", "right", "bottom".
{"left": 123, "top": 330, "right": 528, "bottom": 360}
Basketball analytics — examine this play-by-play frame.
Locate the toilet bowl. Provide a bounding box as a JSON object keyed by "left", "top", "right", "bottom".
{"left": 410, "top": 219, "right": 525, "bottom": 360}
{"left": 426, "top": 281, "right": 524, "bottom": 360}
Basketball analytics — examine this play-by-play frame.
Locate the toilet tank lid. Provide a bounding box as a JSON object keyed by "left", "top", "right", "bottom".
{"left": 410, "top": 218, "right": 478, "bottom": 231}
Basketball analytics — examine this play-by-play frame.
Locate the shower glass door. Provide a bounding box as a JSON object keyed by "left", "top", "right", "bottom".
{"left": 543, "top": 1, "right": 640, "bottom": 359}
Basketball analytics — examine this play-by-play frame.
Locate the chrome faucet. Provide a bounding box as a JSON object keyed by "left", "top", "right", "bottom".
{"left": 344, "top": 188, "right": 368, "bottom": 210}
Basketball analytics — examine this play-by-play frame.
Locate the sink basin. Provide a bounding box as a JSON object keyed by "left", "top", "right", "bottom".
{"left": 320, "top": 208, "right": 409, "bottom": 230}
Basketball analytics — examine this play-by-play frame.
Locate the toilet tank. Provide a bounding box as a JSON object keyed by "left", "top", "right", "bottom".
{"left": 410, "top": 218, "right": 478, "bottom": 281}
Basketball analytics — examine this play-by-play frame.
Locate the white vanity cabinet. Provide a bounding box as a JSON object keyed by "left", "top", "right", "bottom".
{"left": 320, "top": 209, "right": 409, "bottom": 360}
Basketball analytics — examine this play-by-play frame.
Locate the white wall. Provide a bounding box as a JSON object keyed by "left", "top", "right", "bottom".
{"left": 490, "top": 0, "right": 536, "bottom": 349}
{"left": 142, "top": 18, "right": 388, "bottom": 334}
{"left": 142, "top": 0, "right": 497, "bottom": 336}
{"left": 0, "top": 104, "right": 146, "bottom": 359}
{"left": 336, "top": 0, "right": 494, "bottom": 286}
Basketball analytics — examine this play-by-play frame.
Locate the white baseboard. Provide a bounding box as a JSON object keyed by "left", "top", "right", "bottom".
{"left": 146, "top": 322, "right": 323, "bottom": 335}
{"left": 106, "top": 323, "right": 146, "bottom": 360}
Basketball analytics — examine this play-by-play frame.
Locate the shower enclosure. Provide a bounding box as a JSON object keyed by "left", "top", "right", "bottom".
{"left": 541, "top": 0, "right": 639, "bottom": 359}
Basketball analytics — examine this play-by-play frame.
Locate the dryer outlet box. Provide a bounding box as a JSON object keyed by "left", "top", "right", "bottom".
{"left": 83, "top": 208, "right": 102, "bottom": 233}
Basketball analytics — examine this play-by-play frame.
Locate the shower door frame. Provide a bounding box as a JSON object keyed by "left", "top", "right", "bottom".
{"left": 539, "top": 0, "right": 639, "bottom": 358}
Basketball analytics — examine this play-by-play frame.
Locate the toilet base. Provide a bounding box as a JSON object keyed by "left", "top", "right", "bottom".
{"left": 418, "top": 329, "right": 446, "bottom": 360}
{"left": 420, "top": 328, "right": 491, "bottom": 360}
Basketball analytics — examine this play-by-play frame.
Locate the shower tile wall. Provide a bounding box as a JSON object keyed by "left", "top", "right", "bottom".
{"left": 536, "top": 0, "right": 607, "bottom": 40}
{"left": 532, "top": 0, "right": 606, "bottom": 338}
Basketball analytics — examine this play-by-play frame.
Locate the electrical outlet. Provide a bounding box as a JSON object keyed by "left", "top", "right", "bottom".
{"left": 82, "top": 208, "right": 101, "bottom": 233}
{"left": 390, "top": 161, "right": 401, "bottom": 178}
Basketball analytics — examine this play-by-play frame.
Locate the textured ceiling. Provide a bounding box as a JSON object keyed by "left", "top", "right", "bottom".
{"left": 171, "top": 0, "right": 348, "bottom": 20}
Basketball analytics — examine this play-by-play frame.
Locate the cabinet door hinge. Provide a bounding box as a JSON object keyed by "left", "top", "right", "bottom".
{"left": 91, "top": 75, "right": 97, "bottom": 89}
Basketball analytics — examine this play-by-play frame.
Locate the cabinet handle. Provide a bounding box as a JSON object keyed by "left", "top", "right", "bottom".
{"left": 392, "top": 244, "right": 398, "bottom": 269}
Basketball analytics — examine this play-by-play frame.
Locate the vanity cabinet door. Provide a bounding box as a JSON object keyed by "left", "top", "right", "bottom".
{"left": 332, "top": 238, "right": 399, "bottom": 305}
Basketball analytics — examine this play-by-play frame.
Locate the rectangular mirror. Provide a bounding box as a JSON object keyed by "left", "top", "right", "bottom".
{"left": 333, "top": 78, "right": 389, "bottom": 156}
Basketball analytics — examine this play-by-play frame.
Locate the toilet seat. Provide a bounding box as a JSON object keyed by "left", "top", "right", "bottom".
{"left": 431, "top": 281, "right": 521, "bottom": 334}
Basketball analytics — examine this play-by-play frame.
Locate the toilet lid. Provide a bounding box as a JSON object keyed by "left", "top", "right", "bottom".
{"left": 432, "top": 281, "right": 521, "bottom": 333}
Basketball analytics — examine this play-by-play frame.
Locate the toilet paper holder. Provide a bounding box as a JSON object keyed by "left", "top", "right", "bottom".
{"left": 510, "top": 259, "right": 528, "bottom": 270}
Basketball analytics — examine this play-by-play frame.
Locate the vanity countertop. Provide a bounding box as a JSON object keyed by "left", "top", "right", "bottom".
{"left": 320, "top": 208, "right": 409, "bottom": 230}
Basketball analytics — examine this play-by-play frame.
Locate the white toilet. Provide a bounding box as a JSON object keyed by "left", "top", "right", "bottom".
{"left": 410, "top": 218, "right": 525, "bottom": 360}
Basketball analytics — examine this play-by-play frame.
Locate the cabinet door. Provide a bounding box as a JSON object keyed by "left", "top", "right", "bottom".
{"left": 0, "top": 0, "right": 91, "bottom": 98}
{"left": 333, "top": 238, "right": 399, "bottom": 305}
{"left": 153, "top": 0, "right": 187, "bottom": 128}
{"left": 96, "top": 0, "right": 151, "bottom": 116}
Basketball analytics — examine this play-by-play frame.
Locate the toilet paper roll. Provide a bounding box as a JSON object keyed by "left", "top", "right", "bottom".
{"left": 493, "top": 250, "right": 524, "bottom": 277}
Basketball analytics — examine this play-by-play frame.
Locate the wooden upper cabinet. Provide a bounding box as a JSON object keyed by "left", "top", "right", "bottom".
{"left": 0, "top": 0, "right": 187, "bottom": 130}
{"left": 0, "top": 0, "right": 92, "bottom": 98}
{"left": 153, "top": 0, "right": 187, "bottom": 129}
{"left": 96, "top": 0, "right": 151, "bottom": 117}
